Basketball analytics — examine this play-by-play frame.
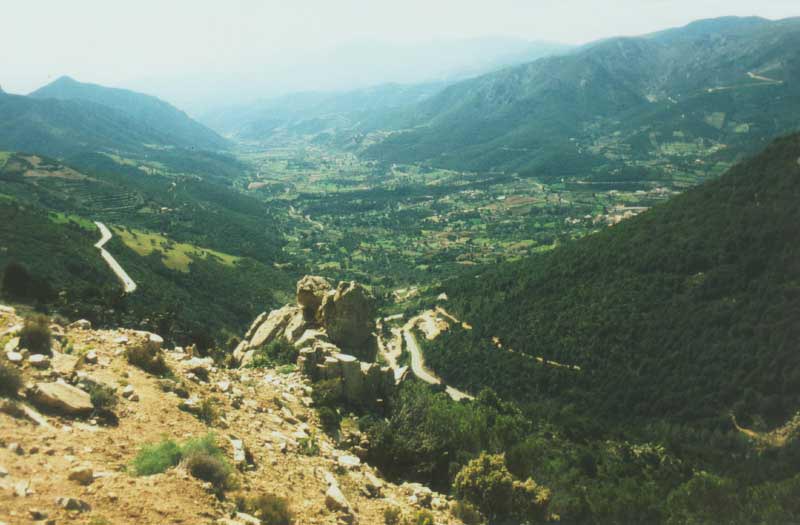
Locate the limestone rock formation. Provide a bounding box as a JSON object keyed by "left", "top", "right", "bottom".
{"left": 296, "top": 275, "right": 332, "bottom": 320}
{"left": 317, "top": 281, "right": 376, "bottom": 356}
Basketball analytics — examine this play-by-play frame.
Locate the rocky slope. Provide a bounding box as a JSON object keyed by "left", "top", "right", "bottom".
{"left": 0, "top": 300, "right": 463, "bottom": 525}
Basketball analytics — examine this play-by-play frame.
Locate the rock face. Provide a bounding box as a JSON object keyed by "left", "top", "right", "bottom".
{"left": 317, "top": 281, "right": 376, "bottom": 355}
{"left": 296, "top": 275, "right": 332, "bottom": 320}
{"left": 30, "top": 381, "right": 93, "bottom": 416}
{"left": 237, "top": 276, "right": 394, "bottom": 409}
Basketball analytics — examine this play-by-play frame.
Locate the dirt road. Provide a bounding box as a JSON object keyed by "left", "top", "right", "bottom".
{"left": 94, "top": 221, "right": 137, "bottom": 293}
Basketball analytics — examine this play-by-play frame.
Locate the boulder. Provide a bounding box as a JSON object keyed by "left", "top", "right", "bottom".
{"left": 180, "top": 357, "right": 214, "bottom": 380}
{"left": 84, "top": 350, "right": 98, "bottom": 365}
{"left": 5, "top": 351, "right": 22, "bottom": 364}
{"left": 69, "top": 319, "right": 92, "bottom": 330}
{"left": 56, "top": 496, "right": 90, "bottom": 512}
{"left": 325, "top": 483, "right": 352, "bottom": 513}
{"left": 247, "top": 305, "right": 301, "bottom": 350}
{"left": 296, "top": 275, "right": 332, "bottom": 319}
{"left": 30, "top": 381, "right": 93, "bottom": 416}
{"left": 3, "top": 337, "right": 19, "bottom": 354}
{"left": 317, "top": 281, "right": 376, "bottom": 356}
{"left": 28, "top": 354, "right": 50, "bottom": 369}
{"left": 68, "top": 465, "right": 94, "bottom": 485}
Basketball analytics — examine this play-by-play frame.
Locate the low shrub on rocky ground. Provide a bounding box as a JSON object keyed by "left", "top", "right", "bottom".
{"left": 383, "top": 507, "right": 401, "bottom": 525}
{"left": 19, "top": 314, "right": 51, "bottom": 355}
{"left": 0, "top": 359, "right": 22, "bottom": 398}
{"left": 132, "top": 438, "right": 183, "bottom": 476}
{"left": 125, "top": 344, "right": 171, "bottom": 376}
{"left": 236, "top": 493, "right": 294, "bottom": 525}
{"left": 248, "top": 338, "right": 298, "bottom": 368}
{"left": 451, "top": 500, "right": 484, "bottom": 525}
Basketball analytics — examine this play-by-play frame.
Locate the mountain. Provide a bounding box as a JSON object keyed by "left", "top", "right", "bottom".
{"left": 430, "top": 132, "right": 800, "bottom": 430}
{"left": 202, "top": 82, "right": 447, "bottom": 141}
{"left": 365, "top": 17, "right": 800, "bottom": 180}
{"left": 200, "top": 40, "right": 571, "bottom": 142}
{"left": 30, "top": 76, "right": 227, "bottom": 150}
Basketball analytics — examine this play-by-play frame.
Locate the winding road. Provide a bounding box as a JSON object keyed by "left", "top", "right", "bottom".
{"left": 403, "top": 329, "right": 474, "bottom": 401}
{"left": 94, "top": 221, "right": 137, "bottom": 293}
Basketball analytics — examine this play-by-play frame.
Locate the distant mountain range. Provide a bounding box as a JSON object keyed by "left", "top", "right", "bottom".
{"left": 362, "top": 16, "right": 800, "bottom": 177}
{"left": 0, "top": 77, "right": 226, "bottom": 158}
{"left": 200, "top": 40, "right": 572, "bottom": 141}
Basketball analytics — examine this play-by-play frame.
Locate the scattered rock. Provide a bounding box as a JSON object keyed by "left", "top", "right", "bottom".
{"left": 5, "top": 351, "right": 22, "bottom": 364}
{"left": 0, "top": 465, "right": 8, "bottom": 478}
{"left": 55, "top": 496, "right": 91, "bottom": 512}
{"left": 235, "top": 512, "right": 261, "bottom": 525}
{"left": 84, "top": 350, "right": 98, "bottom": 364}
{"left": 28, "top": 354, "right": 50, "bottom": 369}
{"left": 28, "top": 508, "right": 48, "bottom": 520}
{"left": 325, "top": 483, "right": 352, "bottom": 514}
{"left": 29, "top": 381, "right": 93, "bottom": 416}
{"left": 180, "top": 357, "right": 214, "bottom": 381}
{"left": 8, "top": 443, "right": 23, "bottom": 455}
{"left": 69, "top": 319, "right": 92, "bottom": 330}
{"left": 68, "top": 465, "right": 94, "bottom": 485}
{"left": 121, "top": 385, "right": 139, "bottom": 402}
{"left": 337, "top": 455, "right": 361, "bottom": 469}
{"left": 3, "top": 337, "right": 19, "bottom": 353}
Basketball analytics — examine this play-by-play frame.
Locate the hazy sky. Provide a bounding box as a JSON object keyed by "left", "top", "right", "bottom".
{"left": 2, "top": 0, "right": 798, "bottom": 110}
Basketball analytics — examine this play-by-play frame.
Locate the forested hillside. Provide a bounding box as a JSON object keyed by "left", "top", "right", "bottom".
{"left": 435, "top": 133, "right": 800, "bottom": 430}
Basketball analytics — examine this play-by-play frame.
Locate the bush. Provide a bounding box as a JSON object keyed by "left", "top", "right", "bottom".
{"left": 451, "top": 500, "right": 484, "bottom": 525}
{"left": 237, "top": 493, "right": 294, "bottom": 525}
{"left": 318, "top": 406, "right": 341, "bottom": 435}
{"left": 248, "top": 338, "right": 298, "bottom": 368}
{"left": 1, "top": 262, "right": 51, "bottom": 301}
{"left": 182, "top": 434, "right": 234, "bottom": 490}
{"left": 196, "top": 397, "right": 219, "bottom": 425}
{"left": 125, "top": 344, "right": 171, "bottom": 376}
{"left": 88, "top": 382, "right": 119, "bottom": 414}
{"left": 0, "top": 360, "right": 22, "bottom": 398}
{"left": 298, "top": 433, "right": 320, "bottom": 456}
{"left": 19, "top": 314, "right": 51, "bottom": 355}
{"left": 454, "top": 453, "right": 549, "bottom": 522}
{"left": 383, "top": 507, "right": 401, "bottom": 525}
{"left": 411, "top": 510, "right": 435, "bottom": 525}
{"left": 132, "top": 439, "right": 182, "bottom": 475}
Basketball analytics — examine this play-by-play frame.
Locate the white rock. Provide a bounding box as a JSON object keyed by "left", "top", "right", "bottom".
{"left": 84, "top": 350, "right": 98, "bottom": 364}
{"left": 337, "top": 455, "right": 361, "bottom": 469}
{"left": 5, "top": 351, "right": 22, "bottom": 364}
{"left": 28, "top": 354, "right": 50, "bottom": 369}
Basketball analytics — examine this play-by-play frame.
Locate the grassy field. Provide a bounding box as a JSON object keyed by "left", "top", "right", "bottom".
{"left": 113, "top": 227, "right": 240, "bottom": 273}
{"left": 49, "top": 211, "right": 96, "bottom": 231}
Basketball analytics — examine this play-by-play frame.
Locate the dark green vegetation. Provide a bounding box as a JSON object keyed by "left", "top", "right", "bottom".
{"left": 365, "top": 17, "right": 800, "bottom": 184}
{"left": 0, "top": 150, "right": 295, "bottom": 345}
{"left": 125, "top": 343, "right": 171, "bottom": 377}
{"left": 0, "top": 359, "right": 22, "bottom": 398}
{"left": 18, "top": 314, "right": 52, "bottom": 355}
{"left": 435, "top": 133, "right": 800, "bottom": 429}
{"left": 247, "top": 338, "right": 299, "bottom": 369}
{"left": 31, "top": 76, "right": 227, "bottom": 151}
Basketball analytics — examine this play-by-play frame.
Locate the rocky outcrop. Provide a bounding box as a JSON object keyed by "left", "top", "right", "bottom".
{"left": 296, "top": 275, "right": 332, "bottom": 320}
{"left": 317, "top": 281, "right": 376, "bottom": 357}
{"left": 236, "top": 277, "right": 399, "bottom": 410}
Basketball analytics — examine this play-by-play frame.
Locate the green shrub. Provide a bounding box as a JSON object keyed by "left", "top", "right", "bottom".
{"left": 237, "top": 493, "right": 294, "bottom": 525}
{"left": 298, "top": 433, "right": 320, "bottom": 456}
{"left": 132, "top": 439, "right": 182, "bottom": 475}
{"left": 454, "top": 453, "right": 549, "bottom": 522}
{"left": 411, "top": 510, "right": 435, "bottom": 525}
{"left": 452, "top": 500, "right": 484, "bottom": 525}
{"left": 0, "top": 360, "right": 22, "bottom": 398}
{"left": 182, "top": 434, "right": 234, "bottom": 490}
{"left": 248, "top": 338, "right": 298, "bottom": 368}
{"left": 196, "top": 397, "right": 219, "bottom": 425}
{"left": 185, "top": 450, "right": 233, "bottom": 490}
{"left": 383, "top": 507, "right": 401, "bottom": 525}
{"left": 88, "top": 383, "right": 118, "bottom": 412}
{"left": 311, "top": 378, "right": 343, "bottom": 408}
{"left": 318, "top": 406, "right": 341, "bottom": 435}
{"left": 19, "top": 314, "right": 51, "bottom": 355}
{"left": 125, "top": 344, "right": 171, "bottom": 376}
